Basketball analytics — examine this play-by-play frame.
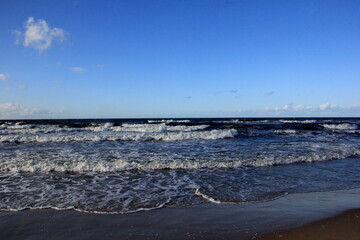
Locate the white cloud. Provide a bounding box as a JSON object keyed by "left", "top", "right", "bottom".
{"left": 0, "top": 103, "right": 50, "bottom": 119}
{"left": 319, "top": 103, "right": 337, "bottom": 111}
{"left": 70, "top": 67, "right": 86, "bottom": 72}
{"left": 0, "top": 74, "right": 8, "bottom": 81}
{"left": 281, "top": 103, "right": 293, "bottom": 110}
{"left": 269, "top": 103, "right": 338, "bottom": 114}
{"left": 13, "top": 17, "right": 67, "bottom": 52}
{"left": 293, "top": 105, "right": 304, "bottom": 111}
{"left": 96, "top": 64, "right": 105, "bottom": 68}
{"left": 261, "top": 103, "right": 359, "bottom": 116}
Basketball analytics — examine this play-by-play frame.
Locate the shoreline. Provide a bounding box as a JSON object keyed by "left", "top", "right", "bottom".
{"left": 1, "top": 188, "right": 360, "bottom": 239}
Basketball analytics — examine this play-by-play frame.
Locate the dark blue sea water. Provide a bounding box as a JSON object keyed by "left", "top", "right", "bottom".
{"left": 0, "top": 118, "right": 359, "bottom": 213}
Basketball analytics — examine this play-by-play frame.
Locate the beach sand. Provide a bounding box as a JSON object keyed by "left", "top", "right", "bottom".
{"left": 1, "top": 188, "right": 360, "bottom": 239}
{"left": 255, "top": 209, "right": 360, "bottom": 240}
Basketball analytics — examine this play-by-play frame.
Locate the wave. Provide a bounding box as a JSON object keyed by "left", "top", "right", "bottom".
{"left": 343, "top": 130, "right": 360, "bottom": 134}
{"left": 0, "top": 122, "right": 35, "bottom": 130}
{"left": 0, "top": 198, "right": 172, "bottom": 215}
{"left": 273, "top": 130, "right": 299, "bottom": 135}
{"left": 0, "top": 129, "right": 238, "bottom": 143}
{"left": 103, "top": 123, "right": 209, "bottom": 132}
{"left": 279, "top": 120, "right": 317, "bottom": 124}
{"left": 194, "top": 188, "right": 288, "bottom": 205}
{"left": 0, "top": 122, "right": 210, "bottom": 134}
{"left": 322, "top": 123, "right": 358, "bottom": 130}
{"left": 215, "top": 119, "right": 269, "bottom": 124}
{"left": 147, "top": 119, "right": 190, "bottom": 123}
{"left": 2, "top": 147, "right": 359, "bottom": 173}
{"left": 194, "top": 188, "right": 223, "bottom": 204}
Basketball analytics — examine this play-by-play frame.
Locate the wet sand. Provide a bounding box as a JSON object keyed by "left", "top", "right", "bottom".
{"left": 1, "top": 188, "right": 360, "bottom": 239}
{"left": 255, "top": 209, "right": 360, "bottom": 240}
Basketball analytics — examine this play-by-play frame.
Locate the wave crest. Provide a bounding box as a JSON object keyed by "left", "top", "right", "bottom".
{"left": 322, "top": 123, "right": 358, "bottom": 130}
{"left": 0, "top": 129, "right": 238, "bottom": 143}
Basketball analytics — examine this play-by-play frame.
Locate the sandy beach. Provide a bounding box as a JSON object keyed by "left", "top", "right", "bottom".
{"left": 255, "top": 209, "right": 360, "bottom": 240}
{"left": 1, "top": 188, "right": 360, "bottom": 240}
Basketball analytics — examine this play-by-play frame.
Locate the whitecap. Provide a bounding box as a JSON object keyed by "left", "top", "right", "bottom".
{"left": 322, "top": 123, "right": 358, "bottom": 130}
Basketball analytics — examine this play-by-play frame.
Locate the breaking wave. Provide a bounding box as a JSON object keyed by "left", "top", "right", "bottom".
{"left": 1, "top": 147, "right": 359, "bottom": 173}
{"left": 279, "top": 120, "right": 317, "bottom": 124}
{"left": 322, "top": 123, "right": 358, "bottom": 130}
{"left": 0, "top": 128, "right": 238, "bottom": 143}
{"left": 274, "top": 130, "right": 299, "bottom": 135}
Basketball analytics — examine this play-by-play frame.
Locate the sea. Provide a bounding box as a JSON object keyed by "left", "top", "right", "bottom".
{"left": 0, "top": 118, "right": 359, "bottom": 214}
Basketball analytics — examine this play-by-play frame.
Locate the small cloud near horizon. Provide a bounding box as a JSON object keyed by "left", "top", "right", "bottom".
{"left": 70, "top": 67, "right": 85, "bottom": 72}
{"left": 260, "top": 103, "right": 357, "bottom": 116}
{"left": 264, "top": 91, "right": 275, "bottom": 96}
{"left": 319, "top": 103, "right": 337, "bottom": 111}
{"left": 12, "top": 17, "right": 67, "bottom": 52}
{"left": 0, "top": 102, "right": 51, "bottom": 119}
{"left": 216, "top": 103, "right": 360, "bottom": 117}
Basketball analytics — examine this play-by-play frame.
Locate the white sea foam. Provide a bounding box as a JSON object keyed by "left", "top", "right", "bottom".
{"left": 195, "top": 188, "right": 222, "bottom": 204}
{"left": 322, "top": 123, "right": 358, "bottom": 130}
{"left": 1, "top": 122, "right": 35, "bottom": 130}
{"left": 279, "top": 120, "right": 317, "bottom": 124}
{"left": 147, "top": 119, "right": 190, "bottom": 123}
{"left": 274, "top": 130, "right": 299, "bottom": 134}
{"left": 64, "top": 122, "right": 209, "bottom": 133}
{"left": 0, "top": 122, "right": 209, "bottom": 135}
{"left": 85, "top": 122, "right": 114, "bottom": 131}
{"left": 216, "top": 119, "right": 269, "bottom": 124}
{"left": 0, "top": 128, "right": 237, "bottom": 143}
{"left": 0, "top": 170, "right": 194, "bottom": 213}
{"left": 0, "top": 125, "right": 77, "bottom": 135}
{"left": 0, "top": 200, "right": 171, "bottom": 214}
{"left": 110, "top": 123, "right": 209, "bottom": 133}
{"left": 194, "top": 188, "right": 288, "bottom": 205}
{"left": 1, "top": 146, "right": 359, "bottom": 173}
{"left": 343, "top": 130, "right": 360, "bottom": 134}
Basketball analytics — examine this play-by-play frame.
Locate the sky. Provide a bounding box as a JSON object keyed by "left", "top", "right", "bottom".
{"left": 1, "top": 0, "right": 360, "bottom": 119}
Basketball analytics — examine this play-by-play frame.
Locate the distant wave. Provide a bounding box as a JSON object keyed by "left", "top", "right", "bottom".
{"left": 322, "top": 123, "right": 358, "bottom": 130}
{"left": 98, "top": 123, "right": 209, "bottom": 132}
{"left": 0, "top": 128, "right": 238, "bottom": 143}
{"left": 147, "top": 119, "right": 190, "bottom": 123}
{"left": 215, "top": 119, "right": 269, "bottom": 124}
{"left": 0, "top": 122, "right": 210, "bottom": 133}
{"left": 279, "top": 120, "right": 317, "bottom": 124}
{"left": 274, "top": 130, "right": 299, "bottom": 135}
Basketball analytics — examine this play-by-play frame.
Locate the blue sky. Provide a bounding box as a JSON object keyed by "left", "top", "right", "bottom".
{"left": 1, "top": 0, "right": 360, "bottom": 118}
